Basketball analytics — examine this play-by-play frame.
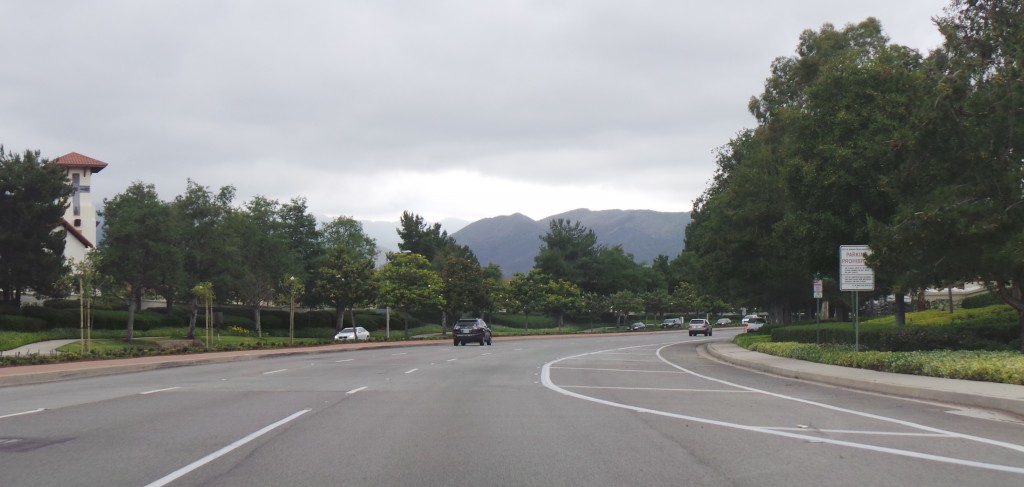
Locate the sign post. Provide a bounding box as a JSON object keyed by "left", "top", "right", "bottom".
{"left": 839, "top": 245, "right": 874, "bottom": 350}
{"left": 813, "top": 278, "right": 823, "bottom": 344}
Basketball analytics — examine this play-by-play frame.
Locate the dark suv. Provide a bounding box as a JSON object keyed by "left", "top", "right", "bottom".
{"left": 453, "top": 318, "right": 492, "bottom": 346}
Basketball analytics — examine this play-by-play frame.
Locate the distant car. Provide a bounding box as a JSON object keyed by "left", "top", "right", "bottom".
{"left": 334, "top": 327, "right": 369, "bottom": 341}
{"left": 715, "top": 318, "right": 732, "bottom": 327}
{"left": 745, "top": 317, "right": 768, "bottom": 332}
{"left": 453, "top": 318, "right": 492, "bottom": 346}
{"left": 741, "top": 314, "right": 759, "bottom": 325}
{"left": 688, "top": 318, "right": 712, "bottom": 336}
{"left": 660, "top": 318, "right": 682, "bottom": 329}
{"left": 628, "top": 322, "right": 647, "bottom": 331}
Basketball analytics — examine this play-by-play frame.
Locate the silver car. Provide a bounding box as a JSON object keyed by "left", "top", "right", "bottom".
{"left": 688, "top": 319, "right": 712, "bottom": 336}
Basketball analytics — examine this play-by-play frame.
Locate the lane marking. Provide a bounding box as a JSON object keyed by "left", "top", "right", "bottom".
{"left": 405, "top": 368, "right": 418, "bottom": 374}
{"left": 335, "top": 359, "right": 354, "bottom": 363}
{"left": 140, "top": 387, "right": 181, "bottom": 395}
{"left": 346, "top": 386, "right": 368, "bottom": 394}
{"left": 542, "top": 343, "right": 1024, "bottom": 475}
{"left": 653, "top": 344, "right": 1024, "bottom": 455}
{"left": 0, "top": 408, "right": 45, "bottom": 419}
{"left": 564, "top": 385, "right": 751, "bottom": 393}
{"left": 144, "top": 409, "right": 310, "bottom": 487}
{"left": 764, "top": 428, "right": 950, "bottom": 437}
{"left": 262, "top": 369, "right": 288, "bottom": 375}
{"left": 550, "top": 366, "right": 683, "bottom": 374}
{"left": 481, "top": 352, "right": 492, "bottom": 356}
{"left": 446, "top": 358, "right": 458, "bottom": 362}
{"left": 392, "top": 352, "right": 407, "bottom": 356}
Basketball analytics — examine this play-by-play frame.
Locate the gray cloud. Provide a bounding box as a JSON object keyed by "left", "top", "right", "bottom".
{"left": 2, "top": 0, "right": 948, "bottom": 221}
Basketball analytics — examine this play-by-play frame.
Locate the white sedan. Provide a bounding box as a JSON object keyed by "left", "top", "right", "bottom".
{"left": 334, "top": 327, "right": 370, "bottom": 341}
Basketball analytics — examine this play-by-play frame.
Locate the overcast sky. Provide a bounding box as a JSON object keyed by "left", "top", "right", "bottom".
{"left": 2, "top": 1, "right": 950, "bottom": 224}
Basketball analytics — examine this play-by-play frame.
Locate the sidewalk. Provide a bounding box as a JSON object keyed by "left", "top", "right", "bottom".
{"left": 2, "top": 339, "right": 79, "bottom": 357}
{"left": 705, "top": 342, "right": 1024, "bottom": 419}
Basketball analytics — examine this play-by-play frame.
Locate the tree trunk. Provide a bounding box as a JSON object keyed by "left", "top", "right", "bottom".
{"left": 894, "top": 292, "right": 906, "bottom": 327}
{"left": 187, "top": 295, "right": 199, "bottom": 339}
{"left": 165, "top": 297, "right": 173, "bottom": 315}
{"left": 126, "top": 285, "right": 139, "bottom": 341}
{"left": 253, "top": 306, "right": 262, "bottom": 338}
{"left": 334, "top": 305, "right": 345, "bottom": 332}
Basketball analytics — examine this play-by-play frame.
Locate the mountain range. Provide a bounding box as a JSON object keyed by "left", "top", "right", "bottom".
{"left": 450, "top": 208, "right": 690, "bottom": 276}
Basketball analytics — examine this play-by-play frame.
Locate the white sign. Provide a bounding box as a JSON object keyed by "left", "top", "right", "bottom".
{"left": 813, "top": 279, "right": 823, "bottom": 299}
{"left": 839, "top": 245, "right": 874, "bottom": 291}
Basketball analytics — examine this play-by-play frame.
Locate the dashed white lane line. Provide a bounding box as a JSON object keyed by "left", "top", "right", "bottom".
{"left": 405, "top": 368, "right": 418, "bottom": 374}
{"left": 144, "top": 409, "right": 310, "bottom": 487}
{"left": 563, "top": 385, "right": 751, "bottom": 393}
{"left": 392, "top": 352, "right": 407, "bottom": 356}
{"left": 542, "top": 343, "right": 1024, "bottom": 475}
{"left": 446, "top": 358, "right": 458, "bottom": 362}
{"left": 336, "top": 359, "right": 354, "bottom": 363}
{"left": 262, "top": 369, "right": 288, "bottom": 375}
{"left": 0, "top": 408, "right": 45, "bottom": 419}
{"left": 346, "top": 386, "right": 368, "bottom": 394}
{"left": 140, "top": 387, "right": 181, "bottom": 395}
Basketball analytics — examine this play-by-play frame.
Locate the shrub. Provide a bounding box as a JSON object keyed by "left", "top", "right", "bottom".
{"left": 961, "top": 292, "right": 1003, "bottom": 309}
{"left": 0, "top": 314, "right": 49, "bottom": 332}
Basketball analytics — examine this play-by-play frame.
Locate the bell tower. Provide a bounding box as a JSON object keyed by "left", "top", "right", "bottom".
{"left": 52, "top": 152, "right": 108, "bottom": 265}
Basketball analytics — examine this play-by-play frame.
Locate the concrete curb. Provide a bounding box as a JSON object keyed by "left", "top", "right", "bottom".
{"left": 705, "top": 342, "right": 1024, "bottom": 419}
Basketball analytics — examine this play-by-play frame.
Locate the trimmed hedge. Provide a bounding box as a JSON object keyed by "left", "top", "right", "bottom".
{"left": 0, "top": 314, "right": 49, "bottom": 332}
{"left": 770, "top": 305, "right": 1019, "bottom": 352}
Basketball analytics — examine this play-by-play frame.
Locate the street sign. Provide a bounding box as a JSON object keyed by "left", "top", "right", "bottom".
{"left": 813, "top": 279, "right": 823, "bottom": 299}
{"left": 839, "top": 245, "right": 874, "bottom": 291}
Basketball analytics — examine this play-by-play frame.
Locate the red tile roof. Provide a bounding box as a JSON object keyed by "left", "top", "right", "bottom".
{"left": 52, "top": 152, "right": 108, "bottom": 172}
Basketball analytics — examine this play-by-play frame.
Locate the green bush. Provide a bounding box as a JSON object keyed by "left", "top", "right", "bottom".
{"left": 961, "top": 292, "right": 1003, "bottom": 309}
{"left": 0, "top": 314, "right": 49, "bottom": 332}
{"left": 21, "top": 306, "right": 77, "bottom": 326}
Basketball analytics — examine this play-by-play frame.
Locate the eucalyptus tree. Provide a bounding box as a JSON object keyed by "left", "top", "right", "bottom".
{"left": 95, "top": 182, "right": 179, "bottom": 339}
{"left": 0, "top": 147, "right": 72, "bottom": 304}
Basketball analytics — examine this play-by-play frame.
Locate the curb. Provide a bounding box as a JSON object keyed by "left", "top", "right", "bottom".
{"left": 705, "top": 342, "right": 1024, "bottom": 419}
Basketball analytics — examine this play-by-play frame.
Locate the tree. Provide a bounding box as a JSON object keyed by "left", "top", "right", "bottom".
{"left": 170, "top": 180, "right": 236, "bottom": 339}
{"left": 222, "top": 196, "right": 297, "bottom": 337}
{"left": 542, "top": 278, "right": 583, "bottom": 328}
{"left": 397, "top": 211, "right": 476, "bottom": 270}
{"left": 312, "top": 216, "right": 378, "bottom": 331}
{"left": 279, "top": 197, "right": 321, "bottom": 295}
{"left": 504, "top": 270, "right": 547, "bottom": 330}
{"left": 375, "top": 252, "right": 445, "bottom": 340}
{"left": 440, "top": 256, "right": 487, "bottom": 333}
{"left": 534, "top": 219, "right": 599, "bottom": 291}
{"left": 607, "top": 290, "right": 643, "bottom": 325}
{"left": 0, "top": 147, "right": 73, "bottom": 304}
{"left": 871, "top": 0, "right": 1024, "bottom": 350}
{"left": 95, "top": 182, "right": 177, "bottom": 339}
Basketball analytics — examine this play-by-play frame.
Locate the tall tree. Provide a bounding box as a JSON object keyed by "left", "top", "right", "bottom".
{"left": 440, "top": 256, "right": 487, "bottom": 332}
{"left": 504, "top": 270, "right": 547, "bottom": 330}
{"left": 0, "top": 147, "right": 72, "bottom": 304}
{"left": 95, "top": 182, "right": 178, "bottom": 339}
{"left": 397, "top": 211, "right": 476, "bottom": 269}
{"left": 312, "top": 216, "right": 378, "bottom": 330}
{"left": 223, "top": 196, "right": 296, "bottom": 337}
{"left": 534, "top": 219, "right": 599, "bottom": 291}
{"left": 171, "top": 180, "right": 236, "bottom": 338}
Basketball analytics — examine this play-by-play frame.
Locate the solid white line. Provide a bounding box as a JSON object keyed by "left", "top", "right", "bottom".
{"left": 144, "top": 409, "right": 310, "bottom": 487}
{"left": 550, "top": 366, "right": 683, "bottom": 374}
{"left": 346, "top": 386, "right": 368, "bottom": 394}
{"left": 764, "top": 427, "right": 950, "bottom": 437}
{"left": 0, "top": 408, "right": 45, "bottom": 419}
{"left": 140, "top": 387, "right": 181, "bottom": 395}
{"left": 405, "top": 368, "right": 418, "bottom": 374}
{"left": 262, "top": 369, "right": 288, "bottom": 375}
{"left": 335, "top": 359, "right": 354, "bottom": 363}
{"left": 540, "top": 343, "right": 1024, "bottom": 475}
{"left": 563, "top": 385, "right": 752, "bottom": 393}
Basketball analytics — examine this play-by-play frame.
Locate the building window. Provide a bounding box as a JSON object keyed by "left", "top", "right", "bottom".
{"left": 72, "top": 173, "right": 81, "bottom": 216}
{"left": 74, "top": 219, "right": 82, "bottom": 227}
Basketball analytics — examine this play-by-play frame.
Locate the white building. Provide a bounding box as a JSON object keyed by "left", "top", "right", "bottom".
{"left": 51, "top": 152, "right": 108, "bottom": 266}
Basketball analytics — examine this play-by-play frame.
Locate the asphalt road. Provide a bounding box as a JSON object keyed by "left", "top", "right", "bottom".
{"left": 1, "top": 330, "right": 1023, "bottom": 486}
